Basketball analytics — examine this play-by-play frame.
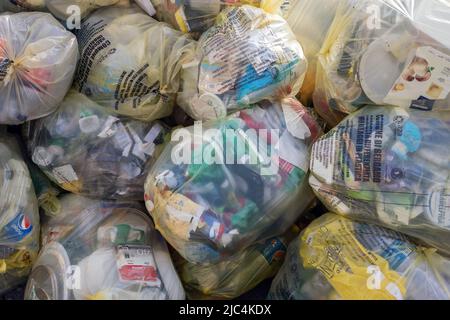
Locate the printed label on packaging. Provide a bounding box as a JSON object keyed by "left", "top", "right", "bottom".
{"left": 300, "top": 216, "right": 408, "bottom": 300}
{"left": 198, "top": 7, "right": 298, "bottom": 96}
{"left": 113, "top": 123, "right": 133, "bottom": 157}
{"left": 310, "top": 132, "right": 337, "bottom": 185}
{"left": 311, "top": 113, "right": 386, "bottom": 186}
{"left": 32, "top": 147, "right": 52, "bottom": 167}
{"left": 384, "top": 46, "right": 450, "bottom": 106}
{"left": 257, "top": 237, "right": 287, "bottom": 264}
{"left": 426, "top": 184, "right": 450, "bottom": 227}
{"left": 52, "top": 165, "right": 79, "bottom": 184}
{"left": 74, "top": 20, "right": 110, "bottom": 92}
{"left": 378, "top": 239, "right": 414, "bottom": 270}
{"left": 98, "top": 116, "right": 119, "bottom": 138}
{"left": 308, "top": 175, "right": 352, "bottom": 215}
{"left": 116, "top": 245, "right": 161, "bottom": 287}
{"left": 0, "top": 58, "right": 13, "bottom": 85}
{"left": 112, "top": 65, "right": 163, "bottom": 110}
{"left": 278, "top": 131, "right": 309, "bottom": 172}
{"left": 2, "top": 213, "right": 33, "bottom": 242}
{"left": 281, "top": 102, "right": 310, "bottom": 140}
{"left": 175, "top": 7, "right": 190, "bottom": 33}
{"left": 165, "top": 194, "right": 205, "bottom": 222}
{"left": 163, "top": 193, "right": 206, "bottom": 239}
{"left": 74, "top": 18, "right": 164, "bottom": 111}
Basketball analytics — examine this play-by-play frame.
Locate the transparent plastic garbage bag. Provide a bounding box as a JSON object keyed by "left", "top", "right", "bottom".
{"left": 46, "top": 0, "right": 157, "bottom": 20}
{"left": 144, "top": 98, "right": 321, "bottom": 264}
{"left": 309, "top": 106, "right": 450, "bottom": 255}
{"left": 24, "top": 194, "right": 185, "bottom": 300}
{"left": 25, "top": 90, "right": 170, "bottom": 200}
{"left": 176, "top": 226, "right": 298, "bottom": 299}
{"left": 0, "top": 0, "right": 119, "bottom": 19}
{"left": 314, "top": 0, "right": 450, "bottom": 118}
{"left": 177, "top": 5, "right": 307, "bottom": 121}
{"left": 73, "top": 4, "right": 196, "bottom": 122}
{"left": 151, "top": 0, "right": 291, "bottom": 38}
{"left": 268, "top": 213, "right": 450, "bottom": 300}
{"left": 46, "top": 0, "right": 121, "bottom": 20}
{"left": 286, "top": 0, "right": 352, "bottom": 106}
{"left": 0, "top": 135, "right": 39, "bottom": 295}
{"left": 0, "top": 11, "right": 78, "bottom": 124}
{"left": 0, "top": 0, "right": 46, "bottom": 12}
{"left": 0, "top": 0, "right": 156, "bottom": 20}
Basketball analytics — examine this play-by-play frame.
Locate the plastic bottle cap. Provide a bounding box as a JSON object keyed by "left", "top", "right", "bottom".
{"left": 79, "top": 115, "right": 100, "bottom": 134}
{"left": 32, "top": 147, "right": 54, "bottom": 167}
{"left": 47, "top": 145, "right": 65, "bottom": 158}
{"left": 165, "top": 175, "right": 178, "bottom": 189}
{"left": 194, "top": 93, "right": 227, "bottom": 120}
{"left": 121, "top": 162, "right": 142, "bottom": 178}
{"left": 359, "top": 38, "right": 404, "bottom": 104}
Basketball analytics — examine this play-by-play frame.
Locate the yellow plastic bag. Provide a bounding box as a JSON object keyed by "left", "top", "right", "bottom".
{"left": 151, "top": 0, "right": 290, "bottom": 37}
{"left": 177, "top": 5, "right": 307, "bottom": 121}
{"left": 268, "top": 213, "right": 450, "bottom": 300}
{"left": 177, "top": 227, "right": 298, "bottom": 299}
{"left": 73, "top": 4, "right": 195, "bottom": 121}
{"left": 309, "top": 106, "right": 450, "bottom": 255}
{"left": 286, "top": 0, "right": 349, "bottom": 106}
{"left": 144, "top": 98, "right": 321, "bottom": 264}
{"left": 314, "top": 0, "right": 450, "bottom": 124}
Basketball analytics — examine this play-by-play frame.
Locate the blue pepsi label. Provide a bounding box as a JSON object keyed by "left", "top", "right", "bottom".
{"left": 3, "top": 212, "right": 33, "bottom": 241}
